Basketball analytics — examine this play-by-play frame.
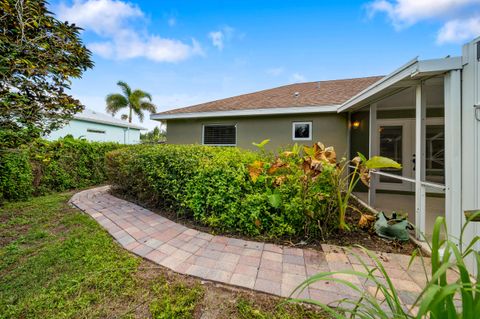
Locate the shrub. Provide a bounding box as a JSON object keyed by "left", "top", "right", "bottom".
{"left": 30, "top": 138, "right": 121, "bottom": 194}
{"left": 0, "top": 149, "right": 33, "bottom": 202}
{"left": 107, "top": 144, "right": 340, "bottom": 238}
{"left": 107, "top": 143, "right": 400, "bottom": 239}
{"left": 0, "top": 137, "right": 122, "bottom": 203}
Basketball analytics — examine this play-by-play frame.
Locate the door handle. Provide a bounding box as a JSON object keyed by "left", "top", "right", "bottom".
{"left": 475, "top": 105, "right": 480, "bottom": 121}
{"left": 412, "top": 154, "right": 415, "bottom": 171}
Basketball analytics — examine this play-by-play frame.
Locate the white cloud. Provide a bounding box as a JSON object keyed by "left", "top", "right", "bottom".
{"left": 57, "top": 0, "right": 202, "bottom": 62}
{"left": 208, "top": 26, "right": 235, "bottom": 50}
{"left": 437, "top": 16, "right": 480, "bottom": 43}
{"left": 266, "top": 67, "right": 285, "bottom": 76}
{"left": 366, "top": 0, "right": 480, "bottom": 43}
{"left": 290, "top": 73, "right": 306, "bottom": 83}
{"left": 58, "top": 0, "right": 143, "bottom": 34}
{"left": 208, "top": 31, "right": 224, "bottom": 50}
{"left": 88, "top": 42, "right": 114, "bottom": 58}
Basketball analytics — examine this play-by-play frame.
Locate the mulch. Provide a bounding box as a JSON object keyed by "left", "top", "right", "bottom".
{"left": 112, "top": 191, "right": 417, "bottom": 255}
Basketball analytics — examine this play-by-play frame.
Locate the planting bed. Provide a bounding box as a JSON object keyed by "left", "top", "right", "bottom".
{"left": 113, "top": 190, "right": 417, "bottom": 255}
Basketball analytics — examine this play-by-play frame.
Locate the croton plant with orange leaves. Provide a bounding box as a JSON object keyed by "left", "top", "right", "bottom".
{"left": 248, "top": 141, "right": 401, "bottom": 233}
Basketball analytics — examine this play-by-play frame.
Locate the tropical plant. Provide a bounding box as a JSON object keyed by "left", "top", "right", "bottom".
{"left": 249, "top": 142, "right": 401, "bottom": 232}
{"left": 0, "top": 0, "right": 94, "bottom": 148}
{"left": 106, "top": 81, "right": 156, "bottom": 123}
{"left": 248, "top": 141, "right": 338, "bottom": 238}
{"left": 252, "top": 139, "right": 271, "bottom": 152}
{"left": 291, "top": 213, "right": 480, "bottom": 319}
{"left": 332, "top": 151, "right": 402, "bottom": 231}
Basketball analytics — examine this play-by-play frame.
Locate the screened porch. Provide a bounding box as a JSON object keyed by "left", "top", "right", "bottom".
{"left": 341, "top": 57, "right": 463, "bottom": 241}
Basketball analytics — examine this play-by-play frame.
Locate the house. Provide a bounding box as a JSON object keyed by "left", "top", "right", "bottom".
{"left": 151, "top": 76, "right": 382, "bottom": 155}
{"left": 46, "top": 108, "right": 146, "bottom": 144}
{"left": 152, "top": 38, "right": 480, "bottom": 267}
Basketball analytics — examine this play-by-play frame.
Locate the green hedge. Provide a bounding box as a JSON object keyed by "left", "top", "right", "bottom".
{"left": 0, "top": 137, "right": 122, "bottom": 203}
{"left": 106, "top": 144, "right": 338, "bottom": 238}
{"left": 0, "top": 150, "right": 34, "bottom": 201}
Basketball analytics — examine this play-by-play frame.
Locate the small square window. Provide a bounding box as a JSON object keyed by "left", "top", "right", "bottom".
{"left": 292, "top": 122, "right": 312, "bottom": 140}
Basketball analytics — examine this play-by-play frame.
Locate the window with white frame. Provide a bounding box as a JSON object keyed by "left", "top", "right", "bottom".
{"left": 292, "top": 122, "right": 312, "bottom": 140}
{"left": 203, "top": 124, "right": 237, "bottom": 146}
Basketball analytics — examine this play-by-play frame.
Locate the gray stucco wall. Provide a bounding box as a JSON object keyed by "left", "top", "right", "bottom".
{"left": 165, "top": 113, "right": 349, "bottom": 156}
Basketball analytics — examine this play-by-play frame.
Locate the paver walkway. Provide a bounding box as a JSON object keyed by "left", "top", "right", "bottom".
{"left": 70, "top": 186, "right": 429, "bottom": 307}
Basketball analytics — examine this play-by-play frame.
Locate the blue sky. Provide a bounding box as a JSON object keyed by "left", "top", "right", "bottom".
{"left": 51, "top": 0, "right": 480, "bottom": 130}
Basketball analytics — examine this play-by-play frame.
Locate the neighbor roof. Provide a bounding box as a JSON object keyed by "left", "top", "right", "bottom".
{"left": 151, "top": 76, "right": 383, "bottom": 119}
{"left": 74, "top": 109, "right": 146, "bottom": 130}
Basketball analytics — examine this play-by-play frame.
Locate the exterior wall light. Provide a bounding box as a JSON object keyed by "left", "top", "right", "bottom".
{"left": 352, "top": 120, "right": 361, "bottom": 129}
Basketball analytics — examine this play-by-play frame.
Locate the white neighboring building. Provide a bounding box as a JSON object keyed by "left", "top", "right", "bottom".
{"left": 46, "top": 108, "right": 146, "bottom": 144}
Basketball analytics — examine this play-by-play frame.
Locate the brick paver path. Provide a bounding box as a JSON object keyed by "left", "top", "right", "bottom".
{"left": 70, "top": 186, "right": 429, "bottom": 307}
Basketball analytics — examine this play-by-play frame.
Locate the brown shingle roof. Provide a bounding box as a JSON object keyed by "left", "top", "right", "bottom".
{"left": 156, "top": 76, "right": 383, "bottom": 116}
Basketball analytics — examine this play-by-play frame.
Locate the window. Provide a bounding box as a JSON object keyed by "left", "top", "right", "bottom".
{"left": 292, "top": 122, "right": 312, "bottom": 140}
{"left": 425, "top": 125, "right": 444, "bottom": 184}
{"left": 203, "top": 124, "right": 236, "bottom": 146}
{"left": 87, "top": 128, "right": 106, "bottom": 134}
{"left": 379, "top": 125, "right": 403, "bottom": 183}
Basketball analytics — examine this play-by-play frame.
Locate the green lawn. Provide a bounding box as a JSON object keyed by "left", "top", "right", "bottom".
{"left": 0, "top": 192, "right": 325, "bottom": 319}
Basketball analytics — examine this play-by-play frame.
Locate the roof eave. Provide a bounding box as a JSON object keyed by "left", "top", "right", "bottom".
{"left": 150, "top": 105, "right": 340, "bottom": 120}
{"left": 73, "top": 116, "right": 147, "bottom": 130}
{"left": 337, "top": 56, "right": 463, "bottom": 113}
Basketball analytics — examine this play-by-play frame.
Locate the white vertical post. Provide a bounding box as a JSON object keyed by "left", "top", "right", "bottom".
{"left": 461, "top": 39, "right": 480, "bottom": 274}
{"left": 369, "top": 103, "right": 377, "bottom": 206}
{"left": 415, "top": 83, "right": 427, "bottom": 239}
{"left": 444, "top": 70, "right": 462, "bottom": 244}
{"left": 347, "top": 112, "right": 352, "bottom": 161}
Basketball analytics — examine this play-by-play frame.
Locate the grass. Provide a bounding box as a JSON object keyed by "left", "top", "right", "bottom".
{"left": 0, "top": 192, "right": 327, "bottom": 318}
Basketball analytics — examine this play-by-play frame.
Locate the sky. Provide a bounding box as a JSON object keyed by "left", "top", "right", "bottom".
{"left": 50, "top": 0, "right": 480, "bottom": 130}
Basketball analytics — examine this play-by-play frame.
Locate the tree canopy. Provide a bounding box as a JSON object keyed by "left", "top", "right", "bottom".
{"left": 140, "top": 126, "right": 166, "bottom": 143}
{"left": 0, "top": 0, "right": 94, "bottom": 148}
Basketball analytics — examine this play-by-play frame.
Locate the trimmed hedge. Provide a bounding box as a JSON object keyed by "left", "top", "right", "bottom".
{"left": 106, "top": 144, "right": 338, "bottom": 238}
{"left": 0, "top": 150, "right": 33, "bottom": 201}
{"left": 0, "top": 137, "right": 122, "bottom": 203}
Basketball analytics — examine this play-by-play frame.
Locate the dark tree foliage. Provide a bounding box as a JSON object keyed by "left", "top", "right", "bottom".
{"left": 140, "top": 126, "right": 166, "bottom": 143}
{"left": 0, "top": 0, "right": 94, "bottom": 148}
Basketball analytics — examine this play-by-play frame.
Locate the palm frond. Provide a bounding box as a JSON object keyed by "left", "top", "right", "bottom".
{"left": 139, "top": 101, "right": 156, "bottom": 113}
{"left": 106, "top": 94, "right": 128, "bottom": 116}
{"left": 117, "top": 81, "right": 132, "bottom": 98}
{"left": 131, "top": 89, "right": 152, "bottom": 102}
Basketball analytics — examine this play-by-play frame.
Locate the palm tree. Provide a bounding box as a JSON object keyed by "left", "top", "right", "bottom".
{"left": 105, "top": 81, "right": 156, "bottom": 123}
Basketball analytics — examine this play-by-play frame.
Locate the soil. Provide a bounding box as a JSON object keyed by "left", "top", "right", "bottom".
{"left": 112, "top": 191, "right": 418, "bottom": 256}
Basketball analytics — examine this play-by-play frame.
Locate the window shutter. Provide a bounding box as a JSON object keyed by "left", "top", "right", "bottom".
{"left": 203, "top": 125, "right": 236, "bottom": 145}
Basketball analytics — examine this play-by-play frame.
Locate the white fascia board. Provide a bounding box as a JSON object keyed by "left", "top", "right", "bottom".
{"left": 73, "top": 117, "right": 146, "bottom": 130}
{"left": 412, "top": 57, "right": 462, "bottom": 76}
{"left": 338, "top": 58, "right": 419, "bottom": 113}
{"left": 150, "top": 105, "right": 339, "bottom": 120}
{"left": 338, "top": 56, "right": 463, "bottom": 113}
